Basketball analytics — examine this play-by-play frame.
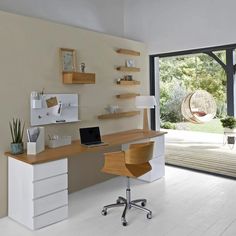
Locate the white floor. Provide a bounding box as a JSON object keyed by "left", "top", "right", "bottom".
{"left": 165, "top": 129, "right": 236, "bottom": 153}
{"left": 1, "top": 166, "right": 236, "bottom": 236}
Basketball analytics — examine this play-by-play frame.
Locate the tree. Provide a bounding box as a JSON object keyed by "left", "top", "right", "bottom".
{"left": 159, "top": 52, "right": 227, "bottom": 122}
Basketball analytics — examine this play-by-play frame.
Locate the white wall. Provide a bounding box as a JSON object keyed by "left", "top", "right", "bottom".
{"left": 124, "top": 0, "right": 236, "bottom": 54}
{"left": 0, "top": 10, "right": 148, "bottom": 217}
{"left": 0, "top": 0, "right": 125, "bottom": 37}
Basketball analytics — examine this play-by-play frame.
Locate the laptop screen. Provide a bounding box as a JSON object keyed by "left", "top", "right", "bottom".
{"left": 79, "top": 127, "right": 102, "bottom": 144}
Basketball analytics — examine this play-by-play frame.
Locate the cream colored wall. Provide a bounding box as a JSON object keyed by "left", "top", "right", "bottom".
{"left": 0, "top": 10, "right": 148, "bottom": 217}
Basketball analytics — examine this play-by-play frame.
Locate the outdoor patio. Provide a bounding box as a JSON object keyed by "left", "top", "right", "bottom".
{"left": 164, "top": 129, "right": 236, "bottom": 178}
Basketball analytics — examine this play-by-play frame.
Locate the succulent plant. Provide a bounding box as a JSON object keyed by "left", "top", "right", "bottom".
{"left": 9, "top": 118, "right": 25, "bottom": 143}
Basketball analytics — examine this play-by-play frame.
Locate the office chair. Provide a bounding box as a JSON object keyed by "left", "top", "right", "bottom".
{"left": 101, "top": 141, "right": 154, "bottom": 226}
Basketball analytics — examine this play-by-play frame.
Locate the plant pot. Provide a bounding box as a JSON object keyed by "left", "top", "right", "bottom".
{"left": 10, "top": 143, "right": 24, "bottom": 155}
{"left": 224, "top": 128, "right": 236, "bottom": 133}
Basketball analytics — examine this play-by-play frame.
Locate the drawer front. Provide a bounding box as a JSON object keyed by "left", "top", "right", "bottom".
{"left": 33, "top": 174, "right": 68, "bottom": 199}
{"left": 34, "top": 205, "right": 68, "bottom": 230}
{"left": 33, "top": 158, "right": 67, "bottom": 181}
{"left": 34, "top": 190, "right": 68, "bottom": 216}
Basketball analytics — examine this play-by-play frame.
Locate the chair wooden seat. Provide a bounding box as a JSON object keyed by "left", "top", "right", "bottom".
{"left": 101, "top": 141, "right": 154, "bottom": 226}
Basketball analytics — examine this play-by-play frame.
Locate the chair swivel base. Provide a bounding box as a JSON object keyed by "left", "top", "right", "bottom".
{"left": 101, "top": 190, "right": 152, "bottom": 226}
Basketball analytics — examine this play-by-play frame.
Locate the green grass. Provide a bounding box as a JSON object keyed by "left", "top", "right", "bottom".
{"left": 176, "top": 118, "right": 224, "bottom": 134}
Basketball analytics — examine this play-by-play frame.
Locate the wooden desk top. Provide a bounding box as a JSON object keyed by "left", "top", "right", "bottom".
{"left": 5, "top": 129, "right": 167, "bottom": 165}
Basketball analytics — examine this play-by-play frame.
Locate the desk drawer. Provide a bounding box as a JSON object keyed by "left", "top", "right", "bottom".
{"left": 34, "top": 205, "right": 68, "bottom": 229}
{"left": 34, "top": 190, "right": 68, "bottom": 216}
{"left": 33, "top": 174, "right": 68, "bottom": 199}
{"left": 33, "top": 159, "right": 67, "bottom": 181}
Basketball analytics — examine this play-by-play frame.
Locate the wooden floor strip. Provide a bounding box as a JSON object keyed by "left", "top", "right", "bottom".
{"left": 165, "top": 144, "right": 236, "bottom": 178}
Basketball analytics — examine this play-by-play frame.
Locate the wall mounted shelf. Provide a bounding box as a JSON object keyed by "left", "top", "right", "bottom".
{"left": 116, "top": 66, "right": 140, "bottom": 72}
{"left": 116, "top": 49, "right": 140, "bottom": 56}
{"left": 63, "top": 72, "right": 95, "bottom": 84}
{"left": 97, "top": 111, "right": 140, "bottom": 120}
{"left": 117, "top": 80, "right": 140, "bottom": 85}
{"left": 116, "top": 93, "right": 140, "bottom": 99}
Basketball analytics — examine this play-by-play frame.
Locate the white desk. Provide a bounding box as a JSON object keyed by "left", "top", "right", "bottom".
{"left": 6, "top": 129, "right": 166, "bottom": 230}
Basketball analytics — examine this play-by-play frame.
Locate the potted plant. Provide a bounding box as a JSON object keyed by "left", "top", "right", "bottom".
{"left": 220, "top": 116, "right": 236, "bottom": 132}
{"left": 9, "top": 118, "right": 25, "bottom": 154}
{"left": 220, "top": 116, "right": 236, "bottom": 146}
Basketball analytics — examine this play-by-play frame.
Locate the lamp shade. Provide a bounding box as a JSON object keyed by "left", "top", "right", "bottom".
{"left": 135, "top": 96, "right": 157, "bottom": 109}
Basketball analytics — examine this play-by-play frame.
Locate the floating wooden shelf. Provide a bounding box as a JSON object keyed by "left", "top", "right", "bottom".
{"left": 98, "top": 111, "right": 140, "bottom": 120}
{"left": 117, "top": 80, "right": 140, "bottom": 85}
{"left": 116, "top": 66, "right": 140, "bottom": 72}
{"left": 116, "top": 93, "right": 140, "bottom": 99}
{"left": 63, "top": 72, "right": 95, "bottom": 84}
{"left": 116, "top": 49, "right": 140, "bottom": 56}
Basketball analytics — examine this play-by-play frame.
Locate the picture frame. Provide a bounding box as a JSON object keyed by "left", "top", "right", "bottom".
{"left": 126, "top": 59, "right": 135, "bottom": 68}
{"left": 60, "top": 48, "right": 77, "bottom": 72}
{"left": 124, "top": 75, "right": 133, "bottom": 81}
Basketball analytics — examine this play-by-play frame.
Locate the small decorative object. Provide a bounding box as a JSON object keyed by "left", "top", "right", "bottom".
{"left": 105, "top": 105, "right": 119, "bottom": 113}
{"left": 124, "top": 75, "right": 133, "bottom": 81}
{"left": 31, "top": 91, "right": 42, "bottom": 109}
{"left": 126, "top": 59, "right": 135, "bottom": 67}
{"left": 9, "top": 118, "right": 25, "bottom": 154}
{"left": 60, "top": 48, "right": 77, "bottom": 72}
{"left": 46, "top": 96, "right": 58, "bottom": 108}
{"left": 80, "top": 63, "right": 86, "bottom": 72}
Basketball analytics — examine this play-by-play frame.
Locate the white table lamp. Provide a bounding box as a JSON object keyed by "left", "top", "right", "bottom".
{"left": 135, "top": 96, "right": 157, "bottom": 132}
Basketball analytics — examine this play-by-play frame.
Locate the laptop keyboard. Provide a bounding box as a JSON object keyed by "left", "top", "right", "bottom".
{"left": 85, "top": 141, "right": 103, "bottom": 145}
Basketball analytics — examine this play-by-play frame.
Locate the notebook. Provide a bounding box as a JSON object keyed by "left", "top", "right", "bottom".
{"left": 79, "top": 127, "right": 107, "bottom": 147}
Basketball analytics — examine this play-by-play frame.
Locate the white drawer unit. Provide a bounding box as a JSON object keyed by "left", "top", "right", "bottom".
{"left": 34, "top": 206, "right": 68, "bottom": 229}
{"left": 8, "top": 157, "right": 68, "bottom": 230}
{"left": 33, "top": 174, "right": 67, "bottom": 199}
{"left": 33, "top": 158, "right": 68, "bottom": 181}
{"left": 122, "top": 135, "right": 165, "bottom": 182}
{"left": 34, "top": 190, "right": 68, "bottom": 216}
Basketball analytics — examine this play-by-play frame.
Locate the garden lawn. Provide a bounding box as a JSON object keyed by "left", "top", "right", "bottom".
{"left": 177, "top": 118, "right": 224, "bottom": 134}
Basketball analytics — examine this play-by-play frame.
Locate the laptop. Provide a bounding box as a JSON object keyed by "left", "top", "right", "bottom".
{"left": 79, "top": 127, "right": 107, "bottom": 147}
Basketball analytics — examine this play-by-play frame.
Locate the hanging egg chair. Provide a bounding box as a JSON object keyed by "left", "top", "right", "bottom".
{"left": 181, "top": 90, "right": 217, "bottom": 124}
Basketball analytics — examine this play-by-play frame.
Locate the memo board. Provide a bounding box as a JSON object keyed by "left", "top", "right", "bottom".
{"left": 30, "top": 93, "right": 79, "bottom": 126}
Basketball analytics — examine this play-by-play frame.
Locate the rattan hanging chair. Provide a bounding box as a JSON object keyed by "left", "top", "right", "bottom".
{"left": 181, "top": 90, "right": 216, "bottom": 124}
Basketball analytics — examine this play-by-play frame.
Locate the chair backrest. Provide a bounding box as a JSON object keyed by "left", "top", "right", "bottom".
{"left": 124, "top": 141, "right": 154, "bottom": 165}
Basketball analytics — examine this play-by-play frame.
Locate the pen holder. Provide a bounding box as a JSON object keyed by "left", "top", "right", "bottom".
{"left": 27, "top": 127, "right": 45, "bottom": 155}
{"left": 32, "top": 99, "right": 42, "bottom": 109}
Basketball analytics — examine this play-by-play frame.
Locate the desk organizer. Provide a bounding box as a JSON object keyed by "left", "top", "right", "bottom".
{"left": 48, "top": 136, "right": 72, "bottom": 148}
{"left": 30, "top": 92, "right": 79, "bottom": 126}
{"left": 27, "top": 127, "right": 45, "bottom": 155}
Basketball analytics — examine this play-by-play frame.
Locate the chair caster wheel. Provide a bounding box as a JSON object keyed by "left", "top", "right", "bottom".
{"left": 116, "top": 200, "right": 121, "bottom": 204}
{"left": 101, "top": 209, "right": 107, "bottom": 216}
{"left": 141, "top": 201, "right": 146, "bottom": 207}
{"left": 122, "top": 221, "right": 127, "bottom": 226}
{"left": 147, "top": 212, "right": 152, "bottom": 219}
